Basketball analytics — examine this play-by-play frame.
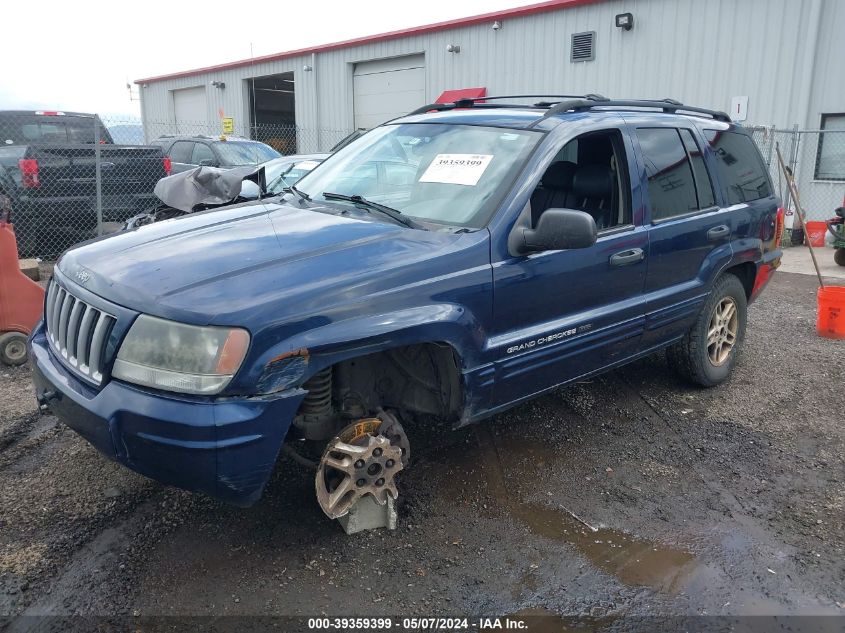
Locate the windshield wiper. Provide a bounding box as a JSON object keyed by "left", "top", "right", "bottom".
{"left": 322, "top": 192, "right": 425, "bottom": 230}
{"left": 283, "top": 184, "right": 311, "bottom": 203}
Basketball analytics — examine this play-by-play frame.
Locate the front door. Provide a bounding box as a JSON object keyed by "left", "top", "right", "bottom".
{"left": 490, "top": 122, "right": 648, "bottom": 408}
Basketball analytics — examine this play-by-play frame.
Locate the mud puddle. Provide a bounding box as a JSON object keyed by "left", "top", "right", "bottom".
{"left": 432, "top": 428, "right": 702, "bottom": 594}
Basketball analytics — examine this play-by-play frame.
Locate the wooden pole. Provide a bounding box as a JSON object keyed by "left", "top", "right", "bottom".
{"left": 775, "top": 143, "right": 825, "bottom": 288}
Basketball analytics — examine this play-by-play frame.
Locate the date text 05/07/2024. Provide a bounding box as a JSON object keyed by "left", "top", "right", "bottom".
{"left": 307, "top": 616, "right": 533, "bottom": 629}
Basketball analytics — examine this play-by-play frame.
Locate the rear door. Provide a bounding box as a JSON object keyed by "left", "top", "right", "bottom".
{"left": 631, "top": 122, "right": 732, "bottom": 346}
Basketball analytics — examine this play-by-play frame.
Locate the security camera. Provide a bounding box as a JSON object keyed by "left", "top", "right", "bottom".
{"left": 446, "top": 44, "right": 461, "bottom": 53}
{"left": 492, "top": 20, "right": 501, "bottom": 31}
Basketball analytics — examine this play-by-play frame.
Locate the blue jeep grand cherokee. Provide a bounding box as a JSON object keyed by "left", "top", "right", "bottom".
{"left": 30, "top": 96, "right": 782, "bottom": 518}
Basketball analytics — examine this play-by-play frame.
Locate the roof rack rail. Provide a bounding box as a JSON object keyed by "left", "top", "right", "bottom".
{"left": 404, "top": 94, "right": 731, "bottom": 124}
{"left": 405, "top": 94, "right": 608, "bottom": 117}
{"left": 527, "top": 97, "right": 732, "bottom": 126}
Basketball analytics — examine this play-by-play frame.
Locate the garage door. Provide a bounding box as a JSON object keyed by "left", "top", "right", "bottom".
{"left": 353, "top": 55, "right": 425, "bottom": 129}
{"left": 172, "top": 86, "right": 207, "bottom": 134}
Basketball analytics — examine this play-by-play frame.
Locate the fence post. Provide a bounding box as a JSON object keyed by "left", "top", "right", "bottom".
{"left": 783, "top": 125, "right": 800, "bottom": 214}
{"left": 94, "top": 116, "right": 103, "bottom": 237}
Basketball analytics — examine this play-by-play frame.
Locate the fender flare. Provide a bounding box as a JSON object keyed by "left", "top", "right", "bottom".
{"left": 245, "top": 303, "right": 487, "bottom": 394}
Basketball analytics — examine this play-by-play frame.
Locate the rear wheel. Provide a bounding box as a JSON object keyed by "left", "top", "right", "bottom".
{"left": 0, "top": 332, "right": 28, "bottom": 366}
{"left": 834, "top": 248, "right": 845, "bottom": 267}
{"left": 667, "top": 274, "right": 747, "bottom": 387}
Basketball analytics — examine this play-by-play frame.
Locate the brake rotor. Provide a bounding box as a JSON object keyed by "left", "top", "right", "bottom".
{"left": 315, "top": 411, "right": 409, "bottom": 519}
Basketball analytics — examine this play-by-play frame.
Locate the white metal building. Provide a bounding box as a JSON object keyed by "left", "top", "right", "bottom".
{"left": 136, "top": 0, "right": 845, "bottom": 216}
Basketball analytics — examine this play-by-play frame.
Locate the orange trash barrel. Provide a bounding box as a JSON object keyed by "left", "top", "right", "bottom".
{"left": 817, "top": 286, "right": 845, "bottom": 339}
{"left": 805, "top": 221, "right": 827, "bottom": 247}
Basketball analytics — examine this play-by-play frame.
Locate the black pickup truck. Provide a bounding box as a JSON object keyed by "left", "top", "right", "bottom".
{"left": 0, "top": 111, "right": 169, "bottom": 257}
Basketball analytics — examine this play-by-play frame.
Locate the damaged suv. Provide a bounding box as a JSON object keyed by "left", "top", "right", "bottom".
{"left": 29, "top": 96, "right": 782, "bottom": 519}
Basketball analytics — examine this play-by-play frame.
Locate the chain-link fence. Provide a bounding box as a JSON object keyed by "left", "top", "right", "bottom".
{"left": 3, "top": 110, "right": 844, "bottom": 260}
{"left": 749, "top": 126, "right": 845, "bottom": 246}
{"left": 0, "top": 112, "right": 353, "bottom": 259}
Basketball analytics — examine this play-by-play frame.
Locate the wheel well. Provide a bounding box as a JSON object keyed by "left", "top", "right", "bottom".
{"left": 723, "top": 262, "right": 755, "bottom": 299}
{"left": 301, "top": 342, "right": 464, "bottom": 424}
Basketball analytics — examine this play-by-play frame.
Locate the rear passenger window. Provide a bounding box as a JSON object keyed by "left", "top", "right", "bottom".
{"left": 636, "top": 128, "right": 699, "bottom": 221}
{"left": 169, "top": 141, "right": 193, "bottom": 164}
{"left": 704, "top": 130, "right": 772, "bottom": 204}
{"left": 192, "top": 143, "right": 215, "bottom": 164}
{"left": 679, "top": 129, "right": 716, "bottom": 209}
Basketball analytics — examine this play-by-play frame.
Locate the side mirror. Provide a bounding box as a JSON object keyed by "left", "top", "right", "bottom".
{"left": 198, "top": 159, "right": 217, "bottom": 167}
{"left": 518, "top": 208, "right": 597, "bottom": 253}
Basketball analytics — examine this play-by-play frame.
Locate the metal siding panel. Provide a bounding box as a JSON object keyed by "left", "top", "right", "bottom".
{"left": 140, "top": 0, "right": 830, "bottom": 145}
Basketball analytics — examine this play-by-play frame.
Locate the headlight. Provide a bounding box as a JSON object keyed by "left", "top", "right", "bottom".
{"left": 112, "top": 315, "right": 250, "bottom": 395}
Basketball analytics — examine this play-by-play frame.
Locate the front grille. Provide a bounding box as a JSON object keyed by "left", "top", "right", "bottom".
{"left": 45, "top": 280, "right": 116, "bottom": 384}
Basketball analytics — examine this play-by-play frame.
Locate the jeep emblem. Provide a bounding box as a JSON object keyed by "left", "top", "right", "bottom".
{"left": 75, "top": 269, "right": 91, "bottom": 284}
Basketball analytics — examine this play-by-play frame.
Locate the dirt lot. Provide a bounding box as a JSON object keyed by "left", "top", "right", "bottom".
{"left": 0, "top": 271, "right": 843, "bottom": 630}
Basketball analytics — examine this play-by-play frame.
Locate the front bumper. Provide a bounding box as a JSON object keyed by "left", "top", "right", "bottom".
{"left": 29, "top": 325, "right": 305, "bottom": 506}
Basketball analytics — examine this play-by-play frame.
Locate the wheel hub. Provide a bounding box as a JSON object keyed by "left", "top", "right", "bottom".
{"left": 315, "top": 412, "right": 408, "bottom": 519}
{"left": 6, "top": 340, "right": 26, "bottom": 362}
{"left": 707, "top": 297, "right": 738, "bottom": 366}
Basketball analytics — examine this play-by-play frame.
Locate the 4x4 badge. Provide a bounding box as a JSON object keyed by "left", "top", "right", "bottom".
{"left": 75, "top": 269, "right": 91, "bottom": 284}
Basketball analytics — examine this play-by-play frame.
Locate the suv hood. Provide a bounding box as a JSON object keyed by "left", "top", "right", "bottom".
{"left": 57, "top": 200, "right": 483, "bottom": 325}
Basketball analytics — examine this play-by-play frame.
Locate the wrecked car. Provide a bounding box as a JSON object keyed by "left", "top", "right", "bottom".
{"left": 124, "top": 153, "right": 328, "bottom": 228}
{"left": 29, "top": 95, "right": 782, "bottom": 521}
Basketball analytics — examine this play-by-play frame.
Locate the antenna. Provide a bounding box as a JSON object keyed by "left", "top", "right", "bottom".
{"left": 126, "top": 79, "right": 140, "bottom": 102}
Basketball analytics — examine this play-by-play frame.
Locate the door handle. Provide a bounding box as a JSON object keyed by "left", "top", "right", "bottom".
{"left": 609, "top": 247, "right": 645, "bottom": 266}
{"left": 707, "top": 225, "right": 730, "bottom": 241}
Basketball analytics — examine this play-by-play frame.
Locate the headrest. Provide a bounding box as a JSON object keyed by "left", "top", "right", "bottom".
{"left": 573, "top": 165, "right": 614, "bottom": 199}
{"left": 541, "top": 161, "right": 577, "bottom": 190}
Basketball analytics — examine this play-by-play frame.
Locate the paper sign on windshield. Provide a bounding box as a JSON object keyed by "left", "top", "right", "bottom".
{"left": 419, "top": 154, "right": 494, "bottom": 186}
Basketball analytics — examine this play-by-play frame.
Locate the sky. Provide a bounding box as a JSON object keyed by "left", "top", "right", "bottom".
{"left": 0, "top": 0, "right": 527, "bottom": 119}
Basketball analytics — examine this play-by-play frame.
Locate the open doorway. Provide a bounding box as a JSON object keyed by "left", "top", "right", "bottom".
{"left": 247, "top": 72, "right": 296, "bottom": 153}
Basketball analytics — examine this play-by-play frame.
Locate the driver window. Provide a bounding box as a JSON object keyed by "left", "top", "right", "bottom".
{"left": 530, "top": 130, "right": 631, "bottom": 231}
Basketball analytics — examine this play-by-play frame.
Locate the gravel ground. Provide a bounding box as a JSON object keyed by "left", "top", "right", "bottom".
{"left": 0, "top": 271, "right": 843, "bottom": 630}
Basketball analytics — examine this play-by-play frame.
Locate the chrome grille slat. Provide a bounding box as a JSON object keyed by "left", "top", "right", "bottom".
{"left": 77, "top": 305, "right": 95, "bottom": 369}
{"left": 51, "top": 288, "right": 65, "bottom": 345}
{"left": 45, "top": 283, "right": 57, "bottom": 336}
{"left": 58, "top": 295, "right": 74, "bottom": 356}
{"left": 66, "top": 301, "right": 84, "bottom": 365}
{"left": 44, "top": 280, "right": 115, "bottom": 386}
{"left": 88, "top": 313, "right": 109, "bottom": 381}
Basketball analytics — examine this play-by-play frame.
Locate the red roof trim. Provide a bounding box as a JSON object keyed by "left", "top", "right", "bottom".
{"left": 436, "top": 87, "right": 487, "bottom": 103}
{"left": 135, "top": 0, "right": 603, "bottom": 84}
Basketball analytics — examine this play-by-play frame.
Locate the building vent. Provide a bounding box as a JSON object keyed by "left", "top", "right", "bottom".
{"left": 571, "top": 31, "right": 596, "bottom": 62}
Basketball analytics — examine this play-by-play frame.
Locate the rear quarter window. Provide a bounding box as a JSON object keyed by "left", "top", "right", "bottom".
{"left": 704, "top": 130, "right": 772, "bottom": 204}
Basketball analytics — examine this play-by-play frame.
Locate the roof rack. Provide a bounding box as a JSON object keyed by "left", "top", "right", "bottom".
{"left": 405, "top": 94, "right": 607, "bottom": 116}
{"left": 405, "top": 94, "right": 731, "bottom": 124}
{"left": 529, "top": 97, "right": 731, "bottom": 125}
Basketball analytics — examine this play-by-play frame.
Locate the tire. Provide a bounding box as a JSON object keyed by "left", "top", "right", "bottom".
{"left": 835, "top": 248, "right": 845, "bottom": 267}
{"left": 667, "top": 274, "right": 747, "bottom": 387}
{"left": 0, "top": 332, "right": 29, "bottom": 366}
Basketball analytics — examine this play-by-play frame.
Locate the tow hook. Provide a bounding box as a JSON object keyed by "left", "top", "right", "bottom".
{"left": 36, "top": 390, "right": 57, "bottom": 413}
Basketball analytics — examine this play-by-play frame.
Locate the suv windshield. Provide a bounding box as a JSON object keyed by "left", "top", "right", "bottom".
{"left": 215, "top": 141, "right": 280, "bottom": 166}
{"left": 294, "top": 123, "right": 541, "bottom": 228}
